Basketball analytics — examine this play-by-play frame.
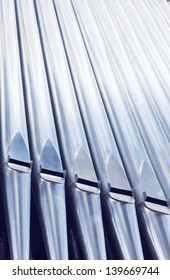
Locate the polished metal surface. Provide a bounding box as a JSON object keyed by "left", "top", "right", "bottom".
{"left": 102, "top": 0, "right": 170, "bottom": 204}
{"left": 53, "top": 0, "right": 143, "bottom": 259}
{"left": 0, "top": 0, "right": 170, "bottom": 259}
{"left": 33, "top": 0, "right": 106, "bottom": 260}
{"left": 70, "top": 0, "right": 170, "bottom": 259}
{"left": 15, "top": 0, "right": 68, "bottom": 259}
{"left": 0, "top": 0, "right": 31, "bottom": 260}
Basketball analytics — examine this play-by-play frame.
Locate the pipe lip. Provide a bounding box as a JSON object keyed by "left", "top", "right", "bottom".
{"left": 7, "top": 157, "right": 32, "bottom": 173}
{"left": 76, "top": 182, "right": 100, "bottom": 194}
{"left": 136, "top": 194, "right": 170, "bottom": 215}
{"left": 108, "top": 184, "right": 135, "bottom": 203}
{"left": 109, "top": 192, "right": 135, "bottom": 203}
{"left": 67, "top": 175, "right": 100, "bottom": 194}
{"left": 40, "top": 172, "right": 65, "bottom": 184}
{"left": 143, "top": 192, "right": 170, "bottom": 214}
{"left": 0, "top": 157, "right": 32, "bottom": 173}
{"left": 75, "top": 174, "right": 100, "bottom": 194}
{"left": 144, "top": 201, "right": 170, "bottom": 215}
{"left": 39, "top": 168, "right": 66, "bottom": 184}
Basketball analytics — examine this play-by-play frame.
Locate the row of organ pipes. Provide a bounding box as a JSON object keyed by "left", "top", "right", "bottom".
{"left": 0, "top": 0, "right": 170, "bottom": 259}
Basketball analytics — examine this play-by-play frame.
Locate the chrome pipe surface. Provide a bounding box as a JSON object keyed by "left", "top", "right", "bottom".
{"left": 15, "top": 0, "right": 68, "bottom": 260}
{"left": 0, "top": 0, "right": 31, "bottom": 259}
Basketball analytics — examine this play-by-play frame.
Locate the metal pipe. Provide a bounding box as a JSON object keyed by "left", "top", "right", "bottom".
{"left": 34, "top": 0, "right": 106, "bottom": 260}
{"left": 53, "top": 0, "right": 143, "bottom": 260}
{"left": 15, "top": 0, "right": 68, "bottom": 260}
{"left": 144, "top": 1, "right": 170, "bottom": 46}
{"left": 154, "top": 0, "right": 170, "bottom": 26}
{"left": 104, "top": 0, "right": 170, "bottom": 203}
{"left": 71, "top": 0, "right": 170, "bottom": 259}
{"left": 117, "top": 0, "right": 170, "bottom": 142}
{"left": 84, "top": 0, "right": 170, "bottom": 205}
{"left": 0, "top": 0, "right": 31, "bottom": 260}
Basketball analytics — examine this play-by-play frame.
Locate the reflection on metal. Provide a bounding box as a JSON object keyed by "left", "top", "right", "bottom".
{"left": 53, "top": 0, "right": 143, "bottom": 260}
{"left": 0, "top": 0, "right": 31, "bottom": 260}
{"left": 34, "top": 0, "right": 106, "bottom": 260}
{"left": 103, "top": 0, "right": 170, "bottom": 204}
{"left": 0, "top": 0, "right": 170, "bottom": 259}
{"left": 70, "top": 0, "right": 170, "bottom": 259}
{"left": 15, "top": 0, "right": 68, "bottom": 260}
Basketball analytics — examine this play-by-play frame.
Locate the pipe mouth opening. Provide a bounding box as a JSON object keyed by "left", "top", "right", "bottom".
{"left": 40, "top": 168, "right": 65, "bottom": 183}
{"left": 145, "top": 196, "right": 167, "bottom": 207}
{"left": 144, "top": 196, "right": 170, "bottom": 215}
{"left": 76, "top": 177, "right": 100, "bottom": 194}
{"left": 109, "top": 186, "right": 134, "bottom": 203}
{"left": 8, "top": 158, "right": 31, "bottom": 173}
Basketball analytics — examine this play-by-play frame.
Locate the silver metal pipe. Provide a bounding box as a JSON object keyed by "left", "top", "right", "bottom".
{"left": 104, "top": 0, "right": 170, "bottom": 203}
{"left": 71, "top": 0, "right": 170, "bottom": 259}
{"left": 15, "top": 0, "right": 68, "bottom": 260}
{"left": 105, "top": 0, "right": 170, "bottom": 105}
{"left": 0, "top": 0, "right": 31, "bottom": 260}
{"left": 109, "top": 0, "right": 170, "bottom": 97}
{"left": 107, "top": 0, "right": 170, "bottom": 142}
{"left": 53, "top": 0, "right": 143, "bottom": 260}
{"left": 144, "top": 1, "right": 170, "bottom": 46}
{"left": 34, "top": 0, "right": 106, "bottom": 260}
{"left": 126, "top": 0, "right": 170, "bottom": 69}
{"left": 133, "top": 0, "right": 170, "bottom": 52}
{"left": 85, "top": 0, "right": 170, "bottom": 205}
{"left": 154, "top": 0, "right": 170, "bottom": 26}
{"left": 0, "top": 0, "right": 169, "bottom": 260}
{"left": 117, "top": 0, "right": 170, "bottom": 142}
